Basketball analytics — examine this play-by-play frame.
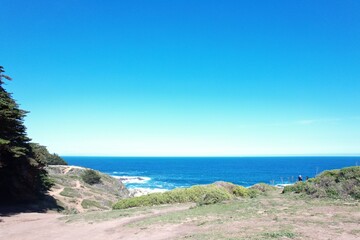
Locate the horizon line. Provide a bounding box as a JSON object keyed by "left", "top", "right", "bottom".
{"left": 60, "top": 154, "right": 360, "bottom": 158}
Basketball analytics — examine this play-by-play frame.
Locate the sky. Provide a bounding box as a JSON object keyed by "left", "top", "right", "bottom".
{"left": 1, "top": 0, "right": 360, "bottom": 156}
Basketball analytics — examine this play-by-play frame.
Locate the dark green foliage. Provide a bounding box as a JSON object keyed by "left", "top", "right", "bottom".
{"left": 39, "top": 171, "right": 55, "bottom": 190}
{"left": 30, "top": 143, "right": 67, "bottom": 165}
{"left": 81, "top": 169, "right": 101, "bottom": 185}
{"left": 283, "top": 166, "right": 360, "bottom": 200}
{"left": 0, "top": 66, "right": 31, "bottom": 160}
{"left": 47, "top": 154, "right": 67, "bottom": 165}
{"left": 0, "top": 66, "right": 46, "bottom": 202}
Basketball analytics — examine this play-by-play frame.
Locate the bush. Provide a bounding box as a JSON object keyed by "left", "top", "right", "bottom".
{"left": 250, "top": 183, "right": 277, "bottom": 193}
{"left": 47, "top": 154, "right": 67, "bottom": 165}
{"left": 283, "top": 182, "right": 307, "bottom": 194}
{"left": 248, "top": 189, "right": 261, "bottom": 198}
{"left": 39, "top": 171, "right": 55, "bottom": 190}
{"left": 233, "top": 186, "right": 249, "bottom": 197}
{"left": 196, "top": 187, "right": 233, "bottom": 206}
{"left": 113, "top": 184, "right": 234, "bottom": 209}
{"left": 81, "top": 169, "right": 101, "bottom": 185}
{"left": 351, "top": 186, "right": 360, "bottom": 199}
{"left": 283, "top": 166, "right": 360, "bottom": 200}
{"left": 81, "top": 199, "right": 105, "bottom": 209}
{"left": 60, "top": 187, "right": 81, "bottom": 198}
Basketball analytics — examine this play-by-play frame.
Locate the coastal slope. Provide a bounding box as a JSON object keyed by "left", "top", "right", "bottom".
{"left": 1, "top": 189, "right": 359, "bottom": 240}
{"left": 46, "top": 165, "right": 130, "bottom": 213}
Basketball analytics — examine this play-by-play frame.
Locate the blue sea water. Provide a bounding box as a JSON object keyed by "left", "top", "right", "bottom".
{"left": 63, "top": 156, "right": 360, "bottom": 191}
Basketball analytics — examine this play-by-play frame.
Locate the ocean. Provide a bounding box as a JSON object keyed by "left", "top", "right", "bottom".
{"left": 64, "top": 156, "right": 360, "bottom": 193}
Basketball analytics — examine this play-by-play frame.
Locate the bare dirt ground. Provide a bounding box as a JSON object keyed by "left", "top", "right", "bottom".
{"left": 0, "top": 204, "right": 192, "bottom": 240}
{"left": 1, "top": 191, "right": 359, "bottom": 240}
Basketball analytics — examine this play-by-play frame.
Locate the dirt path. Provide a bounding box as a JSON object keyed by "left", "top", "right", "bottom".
{"left": 1, "top": 192, "right": 359, "bottom": 240}
{"left": 62, "top": 166, "right": 85, "bottom": 175}
{"left": 75, "top": 180, "right": 81, "bottom": 189}
{"left": 0, "top": 204, "right": 193, "bottom": 240}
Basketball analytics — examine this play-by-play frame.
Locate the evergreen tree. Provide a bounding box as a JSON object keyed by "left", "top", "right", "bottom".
{"left": 30, "top": 143, "right": 68, "bottom": 165}
{"left": 0, "top": 66, "right": 44, "bottom": 202}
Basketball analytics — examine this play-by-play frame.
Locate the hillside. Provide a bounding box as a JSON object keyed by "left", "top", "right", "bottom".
{"left": 1, "top": 166, "right": 360, "bottom": 239}
{"left": 283, "top": 166, "right": 360, "bottom": 200}
{"left": 46, "top": 165, "right": 130, "bottom": 213}
{"left": 1, "top": 188, "right": 359, "bottom": 240}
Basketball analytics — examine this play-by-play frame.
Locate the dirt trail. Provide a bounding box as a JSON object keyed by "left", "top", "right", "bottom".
{"left": 63, "top": 166, "right": 84, "bottom": 175}
{"left": 0, "top": 204, "right": 193, "bottom": 240}
{"left": 1, "top": 192, "right": 359, "bottom": 240}
{"left": 75, "top": 180, "right": 81, "bottom": 189}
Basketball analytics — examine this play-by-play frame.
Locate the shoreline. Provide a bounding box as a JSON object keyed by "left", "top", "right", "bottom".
{"left": 111, "top": 174, "right": 293, "bottom": 197}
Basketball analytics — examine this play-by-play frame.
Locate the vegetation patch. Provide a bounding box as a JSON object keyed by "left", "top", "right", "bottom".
{"left": 232, "top": 186, "right": 249, "bottom": 197}
{"left": 262, "top": 230, "right": 296, "bottom": 239}
{"left": 39, "top": 172, "right": 56, "bottom": 190}
{"left": 283, "top": 166, "right": 360, "bottom": 200}
{"left": 113, "top": 183, "right": 262, "bottom": 210}
{"left": 113, "top": 184, "right": 235, "bottom": 209}
{"left": 250, "top": 183, "right": 277, "bottom": 193}
{"left": 30, "top": 143, "right": 67, "bottom": 165}
{"left": 81, "top": 169, "right": 101, "bottom": 185}
{"left": 60, "top": 187, "right": 81, "bottom": 198}
{"left": 0, "top": 66, "right": 63, "bottom": 202}
{"left": 81, "top": 199, "right": 105, "bottom": 209}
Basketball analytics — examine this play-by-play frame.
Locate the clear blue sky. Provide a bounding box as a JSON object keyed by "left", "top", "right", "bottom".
{"left": 1, "top": 0, "right": 360, "bottom": 156}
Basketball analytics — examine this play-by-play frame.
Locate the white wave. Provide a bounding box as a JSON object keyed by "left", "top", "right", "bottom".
{"left": 128, "top": 187, "right": 168, "bottom": 197}
{"left": 111, "top": 176, "right": 151, "bottom": 184}
{"left": 275, "top": 183, "right": 293, "bottom": 188}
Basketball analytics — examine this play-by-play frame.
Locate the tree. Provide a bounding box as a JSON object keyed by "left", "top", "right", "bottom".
{"left": 0, "top": 66, "right": 31, "bottom": 159}
{"left": 30, "top": 143, "right": 68, "bottom": 165}
{"left": 0, "top": 66, "right": 44, "bottom": 202}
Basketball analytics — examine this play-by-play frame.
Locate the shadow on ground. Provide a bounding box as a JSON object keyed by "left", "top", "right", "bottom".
{"left": 0, "top": 194, "right": 64, "bottom": 217}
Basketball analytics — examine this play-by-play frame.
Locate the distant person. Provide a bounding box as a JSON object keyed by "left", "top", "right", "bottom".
{"left": 306, "top": 176, "right": 309, "bottom": 181}
{"left": 298, "top": 175, "right": 303, "bottom": 181}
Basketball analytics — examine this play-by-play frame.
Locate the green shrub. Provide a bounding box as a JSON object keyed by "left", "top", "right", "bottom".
{"left": 351, "top": 186, "right": 360, "bottom": 199}
{"left": 81, "top": 169, "right": 101, "bottom": 185}
{"left": 283, "top": 182, "right": 307, "bottom": 194}
{"left": 81, "top": 199, "right": 104, "bottom": 209}
{"left": 60, "top": 187, "right": 81, "bottom": 198}
{"left": 338, "top": 167, "right": 360, "bottom": 182}
{"left": 250, "top": 183, "right": 277, "bottom": 193}
{"left": 233, "top": 186, "right": 249, "bottom": 197}
{"left": 283, "top": 166, "right": 360, "bottom": 200}
{"left": 113, "top": 184, "right": 234, "bottom": 209}
{"left": 326, "top": 186, "right": 340, "bottom": 198}
{"left": 39, "top": 171, "right": 55, "bottom": 190}
{"left": 248, "top": 189, "right": 261, "bottom": 198}
{"left": 196, "top": 187, "right": 233, "bottom": 206}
